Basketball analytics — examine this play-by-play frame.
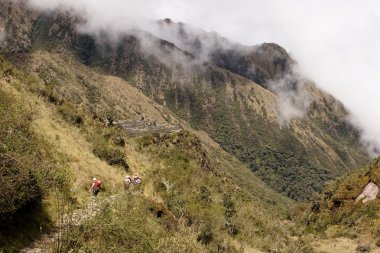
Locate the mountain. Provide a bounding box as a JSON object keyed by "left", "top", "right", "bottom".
{"left": 0, "top": 32, "right": 313, "bottom": 253}
{"left": 0, "top": 1, "right": 300, "bottom": 252}
{"left": 0, "top": 1, "right": 369, "bottom": 201}
{"left": 0, "top": 1, "right": 373, "bottom": 252}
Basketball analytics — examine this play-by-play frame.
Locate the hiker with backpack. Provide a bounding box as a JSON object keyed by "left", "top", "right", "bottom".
{"left": 132, "top": 175, "right": 142, "bottom": 185}
{"left": 90, "top": 177, "right": 102, "bottom": 196}
{"left": 124, "top": 175, "right": 132, "bottom": 190}
{"left": 132, "top": 175, "right": 142, "bottom": 192}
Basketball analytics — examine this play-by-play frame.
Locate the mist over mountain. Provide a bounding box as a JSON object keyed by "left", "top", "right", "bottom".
{"left": 0, "top": 1, "right": 378, "bottom": 252}
{"left": 21, "top": 0, "right": 380, "bottom": 156}
{"left": 7, "top": 0, "right": 324, "bottom": 125}
{"left": 1, "top": 0, "right": 370, "bottom": 201}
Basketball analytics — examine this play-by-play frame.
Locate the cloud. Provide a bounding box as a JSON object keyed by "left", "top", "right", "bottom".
{"left": 23, "top": 0, "right": 380, "bottom": 155}
{"left": 269, "top": 74, "right": 312, "bottom": 125}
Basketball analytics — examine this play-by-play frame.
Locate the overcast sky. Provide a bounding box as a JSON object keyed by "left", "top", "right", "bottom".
{"left": 28, "top": 0, "right": 380, "bottom": 154}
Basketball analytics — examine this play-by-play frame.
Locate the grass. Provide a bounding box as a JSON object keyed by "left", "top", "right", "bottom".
{"left": 157, "top": 65, "right": 368, "bottom": 201}
{"left": 0, "top": 83, "right": 71, "bottom": 251}
{"left": 41, "top": 18, "right": 363, "bottom": 199}
{"left": 0, "top": 49, "right": 316, "bottom": 252}
{"left": 300, "top": 157, "right": 380, "bottom": 250}
{"left": 0, "top": 9, "right": 373, "bottom": 251}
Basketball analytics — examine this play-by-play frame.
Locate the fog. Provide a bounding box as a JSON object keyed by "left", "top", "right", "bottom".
{"left": 26, "top": 0, "right": 380, "bottom": 155}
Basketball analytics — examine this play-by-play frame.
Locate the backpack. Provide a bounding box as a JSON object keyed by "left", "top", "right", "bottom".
{"left": 95, "top": 180, "right": 102, "bottom": 188}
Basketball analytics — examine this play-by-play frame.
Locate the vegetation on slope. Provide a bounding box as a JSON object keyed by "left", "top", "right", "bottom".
{"left": 298, "top": 157, "right": 380, "bottom": 252}
{"left": 0, "top": 2, "right": 369, "bottom": 201}
{"left": 61, "top": 29, "right": 367, "bottom": 200}
{"left": 1, "top": 0, "right": 372, "bottom": 202}
{"left": 0, "top": 58, "right": 71, "bottom": 250}
{"left": 58, "top": 131, "right": 310, "bottom": 253}
{"left": 0, "top": 50, "right": 313, "bottom": 252}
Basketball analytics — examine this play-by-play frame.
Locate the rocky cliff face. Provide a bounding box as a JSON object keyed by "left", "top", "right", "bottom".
{"left": 0, "top": 1, "right": 369, "bottom": 200}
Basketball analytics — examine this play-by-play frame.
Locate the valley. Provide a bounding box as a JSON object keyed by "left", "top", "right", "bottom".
{"left": 0, "top": 1, "right": 379, "bottom": 252}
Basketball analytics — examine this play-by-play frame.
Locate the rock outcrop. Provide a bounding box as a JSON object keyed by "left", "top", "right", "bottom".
{"left": 355, "top": 182, "right": 379, "bottom": 204}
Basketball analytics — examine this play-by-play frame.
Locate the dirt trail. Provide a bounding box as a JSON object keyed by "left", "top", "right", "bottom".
{"left": 20, "top": 195, "right": 116, "bottom": 253}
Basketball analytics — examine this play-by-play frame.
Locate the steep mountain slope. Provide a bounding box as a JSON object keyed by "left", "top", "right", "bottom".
{"left": 1, "top": 2, "right": 376, "bottom": 252}
{"left": 0, "top": 1, "right": 369, "bottom": 201}
{"left": 306, "top": 157, "right": 380, "bottom": 233}
{"left": 303, "top": 157, "right": 380, "bottom": 252}
{"left": 0, "top": 39, "right": 315, "bottom": 252}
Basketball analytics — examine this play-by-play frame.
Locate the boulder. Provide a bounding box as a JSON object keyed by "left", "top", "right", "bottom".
{"left": 355, "top": 182, "right": 379, "bottom": 204}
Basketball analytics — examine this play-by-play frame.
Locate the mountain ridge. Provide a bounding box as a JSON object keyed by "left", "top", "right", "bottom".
{"left": 0, "top": 0, "right": 369, "bottom": 200}
{"left": 0, "top": 1, "right": 377, "bottom": 252}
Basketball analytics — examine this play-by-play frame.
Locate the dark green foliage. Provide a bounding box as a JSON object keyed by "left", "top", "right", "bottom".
{"left": 253, "top": 146, "right": 334, "bottom": 201}
{"left": 0, "top": 89, "right": 70, "bottom": 250}
{"left": 58, "top": 103, "right": 84, "bottom": 127}
{"left": 23, "top": 10, "right": 368, "bottom": 202}
{"left": 197, "top": 225, "right": 214, "bottom": 245}
{"left": 225, "top": 222, "right": 238, "bottom": 236}
{"left": 159, "top": 72, "right": 367, "bottom": 200}
{"left": 59, "top": 194, "right": 163, "bottom": 252}
{"left": 88, "top": 125, "right": 130, "bottom": 171}
{"left": 198, "top": 186, "right": 212, "bottom": 206}
{"left": 223, "top": 194, "right": 236, "bottom": 221}
{"left": 31, "top": 14, "right": 73, "bottom": 51}
{"left": 0, "top": 199, "right": 51, "bottom": 252}
{"left": 93, "top": 142, "right": 129, "bottom": 170}
{"left": 38, "top": 88, "right": 64, "bottom": 105}
{"left": 74, "top": 34, "right": 96, "bottom": 65}
{"left": 161, "top": 71, "right": 334, "bottom": 200}
{"left": 304, "top": 158, "right": 380, "bottom": 235}
{"left": 0, "top": 89, "right": 65, "bottom": 216}
{"left": 113, "top": 136, "right": 126, "bottom": 147}
{"left": 222, "top": 194, "right": 238, "bottom": 236}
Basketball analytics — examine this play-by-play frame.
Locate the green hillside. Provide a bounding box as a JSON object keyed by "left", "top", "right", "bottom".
{"left": 0, "top": 46, "right": 308, "bottom": 252}
{"left": 305, "top": 157, "right": 380, "bottom": 236}
{"left": 72, "top": 37, "right": 367, "bottom": 200}
{"left": 0, "top": 4, "right": 368, "bottom": 200}
{"left": 298, "top": 157, "right": 380, "bottom": 252}
{"left": 0, "top": 1, "right": 375, "bottom": 252}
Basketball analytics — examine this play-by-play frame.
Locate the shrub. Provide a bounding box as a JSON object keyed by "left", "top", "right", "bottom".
{"left": 197, "top": 186, "right": 212, "bottom": 206}
{"left": 0, "top": 89, "right": 71, "bottom": 250}
{"left": 223, "top": 194, "right": 236, "bottom": 221}
{"left": 93, "top": 142, "right": 129, "bottom": 171}
{"left": 58, "top": 103, "right": 83, "bottom": 127}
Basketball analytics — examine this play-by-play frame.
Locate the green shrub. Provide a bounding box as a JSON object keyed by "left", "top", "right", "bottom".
{"left": 58, "top": 103, "right": 84, "bottom": 127}
{"left": 93, "top": 142, "right": 129, "bottom": 170}
{"left": 223, "top": 194, "right": 236, "bottom": 221}
{"left": 0, "top": 89, "right": 71, "bottom": 250}
{"left": 197, "top": 186, "right": 212, "bottom": 206}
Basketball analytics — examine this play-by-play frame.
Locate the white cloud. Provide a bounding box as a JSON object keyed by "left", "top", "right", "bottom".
{"left": 25, "top": 0, "right": 380, "bottom": 155}
{"left": 269, "top": 74, "right": 312, "bottom": 125}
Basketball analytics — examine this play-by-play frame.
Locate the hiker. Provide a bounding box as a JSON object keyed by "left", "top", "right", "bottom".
{"left": 132, "top": 175, "right": 142, "bottom": 185}
{"left": 124, "top": 175, "right": 132, "bottom": 189}
{"left": 90, "top": 177, "right": 102, "bottom": 196}
{"left": 132, "top": 175, "right": 142, "bottom": 192}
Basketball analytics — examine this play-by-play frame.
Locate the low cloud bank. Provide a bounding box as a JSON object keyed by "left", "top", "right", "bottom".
{"left": 268, "top": 74, "right": 312, "bottom": 125}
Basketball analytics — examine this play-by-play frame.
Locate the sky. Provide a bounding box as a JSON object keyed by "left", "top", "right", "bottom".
{"left": 27, "top": 0, "right": 380, "bottom": 155}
